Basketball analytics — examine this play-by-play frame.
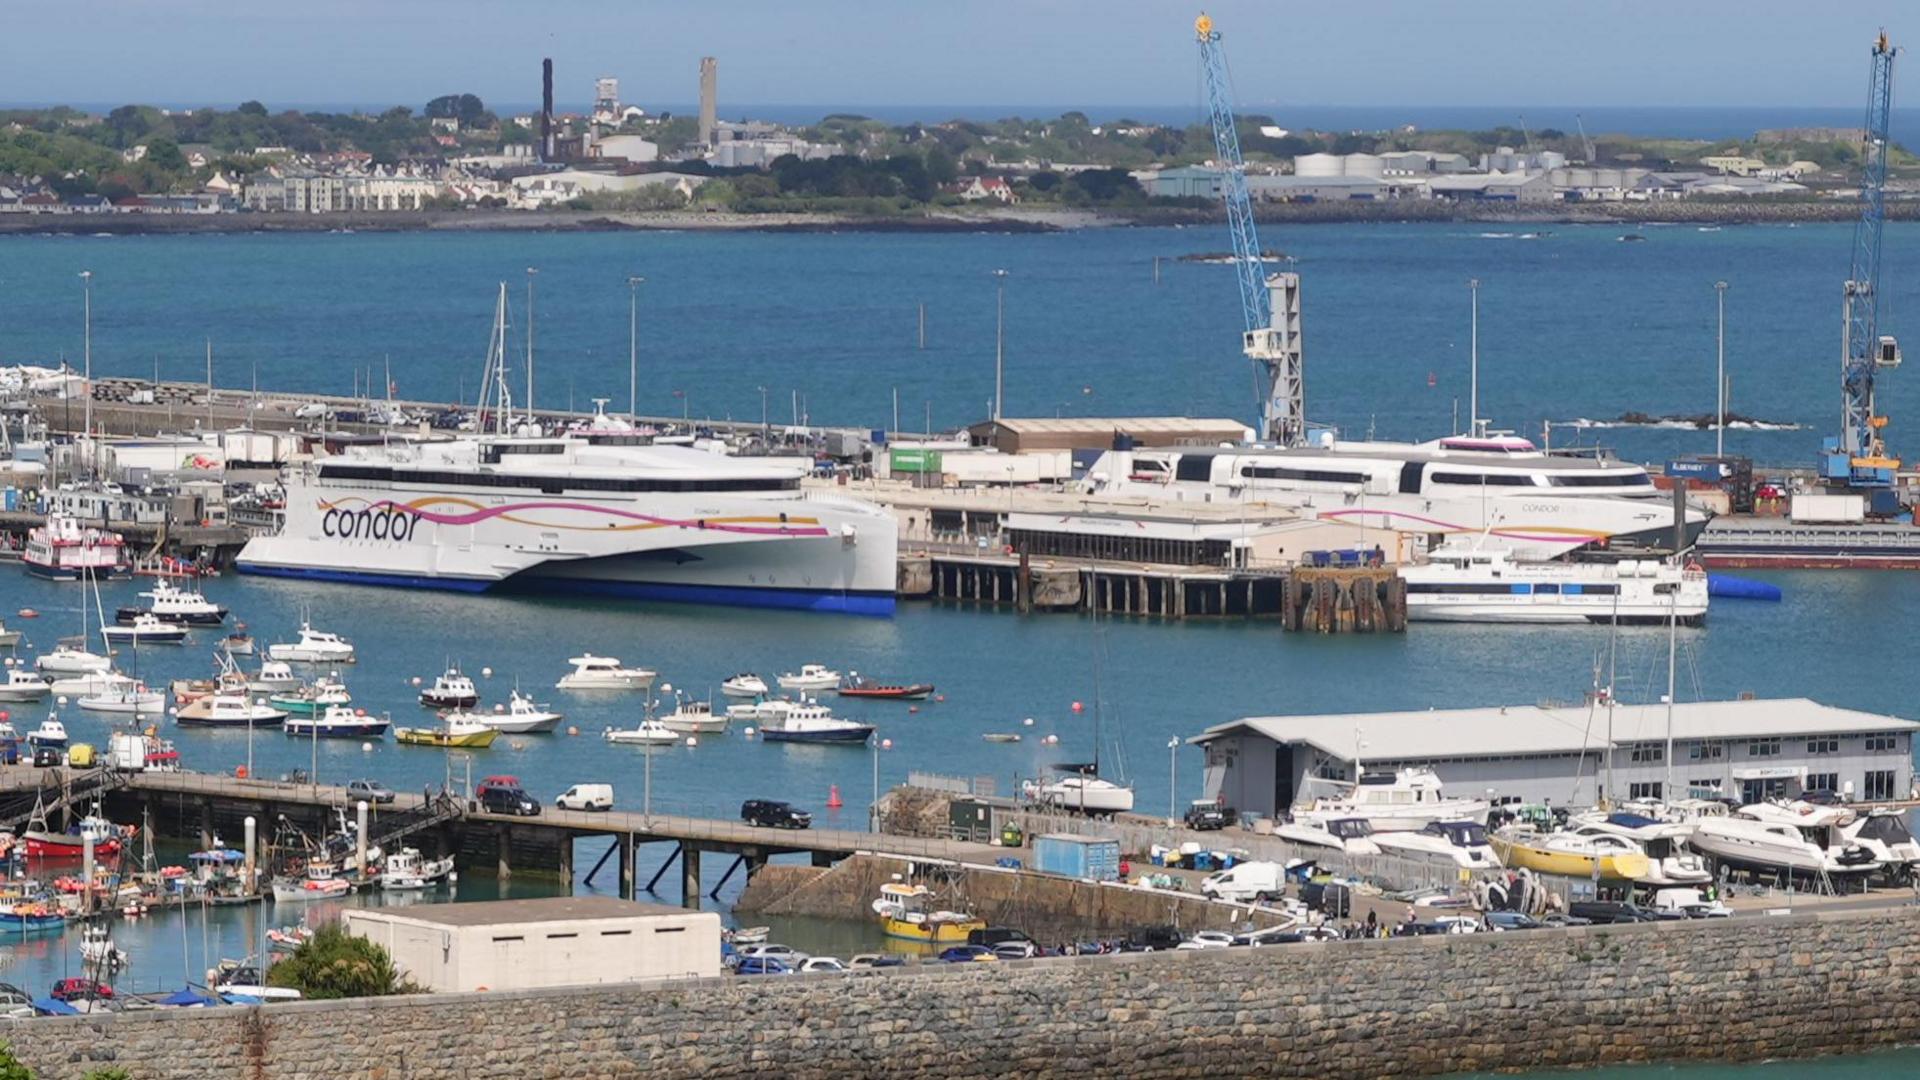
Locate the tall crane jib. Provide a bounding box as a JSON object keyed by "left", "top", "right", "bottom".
{"left": 1826, "top": 31, "right": 1903, "bottom": 488}
{"left": 1196, "top": 12, "right": 1305, "bottom": 447}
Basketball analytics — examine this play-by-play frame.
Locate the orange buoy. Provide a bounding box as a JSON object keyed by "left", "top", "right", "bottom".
{"left": 235, "top": 765, "right": 248, "bottom": 779}
{"left": 826, "top": 784, "right": 843, "bottom": 809}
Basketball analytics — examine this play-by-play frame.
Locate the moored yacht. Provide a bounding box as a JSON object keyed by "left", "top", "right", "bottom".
{"left": 419, "top": 667, "right": 479, "bottom": 709}
{"left": 176, "top": 692, "right": 289, "bottom": 728}
{"left": 1292, "top": 767, "right": 1491, "bottom": 832}
{"left": 115, "top": 580, "right": 228, "bottom": 626}
{"left": 758, "top": 702, "right": 874, "bottom": 745}
{"left": 284, "top": 705, "right": 389, "bottom": 739}
{"left": 0, "top": 668, "right": 50, "bottom": 703}
{"left": 556, "top": 654, "right": 654, "bottom": 691}
{"left": 268, "top": 622, "right": 355, "bottom": 664}
{"left": 1370, "top": 820, "right": 1501, "bottom": 870}
{"left": 1400, "top": 548, "right": 1709, "bottom": 625}
{"left": 468, "top": 691, "right": 562, "bottom": 734}
{"left": 36, "top": 641, "right": 111, "bottom": 675}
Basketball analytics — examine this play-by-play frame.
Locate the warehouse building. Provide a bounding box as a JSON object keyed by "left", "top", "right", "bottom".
{"left": 1189, "top": 698, "right": 1918, "bottom": 817}
{"left": 344, "top": 897, "right": 722, "bottom": 992}
{"left": 966, "top": 417, "right": 1252, "bottom": 455}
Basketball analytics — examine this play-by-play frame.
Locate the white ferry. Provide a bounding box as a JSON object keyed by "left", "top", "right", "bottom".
{"left": 235, "top": 435, "right": 898, "bottom": 615}
{"left": 1082, "top": 434, "right": 1706, "bottom": 560}
{"left": 23, "top": 515, "right": 130, "bottom": 580}
{"left": 1399, "top": 548, "right": 1709, "bottom": 625}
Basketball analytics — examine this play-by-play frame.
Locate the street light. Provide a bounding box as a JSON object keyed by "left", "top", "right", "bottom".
{"left": 79, "top": 270, "right": 93, "bottom": 474}
{"left": 627, "top": 276, "right": 645, "bottom": 422}
{"left": 525, "top": 267, "right": 539, "bottom": 426}
{"left": 870, "top": 736, "right": 893, "bottom": 832}
{"left": 1167, "top": 738, "right": 1180, "bottom": 824}
{"left": 1714, "top": 281, "right": 1729, "bottom": 459}
{"left": 991, "top": 269, "right": 1009, "bottom": 421}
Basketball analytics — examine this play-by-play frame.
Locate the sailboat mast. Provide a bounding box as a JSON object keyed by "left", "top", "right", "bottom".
{"left": 1604, "top": 591, "right": 1618, "bottom": 806}
{"left": 1664, "top": 584, "right": 1678, "bottom": 797}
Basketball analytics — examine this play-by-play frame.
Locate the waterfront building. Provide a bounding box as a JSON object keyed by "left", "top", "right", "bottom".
{"left": 1191, "top": 698, "right": 1919, "bottom": 817}
{"left": 345, "top": 897, "right": 722, "bottom": 992}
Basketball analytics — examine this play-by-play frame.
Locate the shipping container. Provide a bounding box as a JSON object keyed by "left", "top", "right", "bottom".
{"left": 890, "top": 448, "right": 942, "bottom": 474}
{"left": 1031, "top": 834, "right": 1121, "bottom": 882}
{"left": 1790, "top": 493, "right": 1867, "bottom": 524}
{"left": 948, "top": 798, "right": 994, "bottom": 843}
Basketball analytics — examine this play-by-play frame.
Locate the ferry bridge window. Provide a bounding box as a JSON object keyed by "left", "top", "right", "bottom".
{"left": 1175, "top": 456, "right": 1214, "bottom": 483}
{"left": 1864, "top": 770, "right": 1898, "bottom": 801}
{"left": 1239, "top": 465, "right": 1367, "bottom": 485}
{"left": 1429, "top": 472, "right": 1537, "bottom": 486}
{"left": 1805, "top": 772, "right": 1839, "bottom": 794}
{"left": 1548, "top": 473, "right": 1653, "bottom": 488}
{"left": 1628, "top": 782, "right": 1663, "bottom": 800}
{"left": 1806, "top": 738, "right": 1840, "bottom": 755}
{"left": 1748, "top": 738, "right": 1780, "bottom": 758}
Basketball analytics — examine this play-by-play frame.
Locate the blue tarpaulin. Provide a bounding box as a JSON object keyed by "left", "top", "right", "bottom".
{"left": 32, "top": 997, "right": 77, "bottom": 1015}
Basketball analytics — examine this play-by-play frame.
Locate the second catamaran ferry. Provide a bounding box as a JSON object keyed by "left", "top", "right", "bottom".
{"left": 235, "top": 435, "right": 898, "bottom": 615}
{"left": 1083, "top": 433, "right": 1706, "bottom": 559}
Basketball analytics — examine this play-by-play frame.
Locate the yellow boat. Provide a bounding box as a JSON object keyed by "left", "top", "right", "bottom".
{"left": 1490, "top": 829, "right": 1651, "bottom": 881}
{"left": 872, "top": 883, "right": 984, "bottom": 944}
{"left": 395, "top": 719, "right": 497, "bottom": 749}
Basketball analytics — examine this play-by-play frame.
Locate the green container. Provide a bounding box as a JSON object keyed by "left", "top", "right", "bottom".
{"left": 890, "top": 448, "right": 942, "bottom": 474}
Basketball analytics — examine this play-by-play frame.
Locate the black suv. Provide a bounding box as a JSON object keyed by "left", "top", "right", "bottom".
{"left": 1183, "top": 801, "right": 1231, "bottom": 831}
{"left": 741, "top": 799, "right": 811, "bottom": 830}
{"left": 476, "top": 782, "right": 541, "bottom": 817}
{"left": 1568, "top": 901, "right": 1668, "bottom": 924}
{"left": 966, "top": 926, "right": 1035, "bottom": 949}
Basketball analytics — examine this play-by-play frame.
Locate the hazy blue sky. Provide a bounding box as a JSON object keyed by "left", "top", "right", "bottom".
{"left": 8, "top": 0, "right": 1916, "bottom": 112}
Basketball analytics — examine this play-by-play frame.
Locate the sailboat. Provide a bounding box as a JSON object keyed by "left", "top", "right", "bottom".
{"left": 34, "top": 570, "right": 112, "bottom": 675}
{"left": 1023, "top": 596, "right": 1135, "bottom": 816}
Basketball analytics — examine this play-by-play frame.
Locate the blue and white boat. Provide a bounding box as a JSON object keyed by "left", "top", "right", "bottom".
{"left": 284, "top": 704, "right": 389, "bottom": 739}
{"left": 757, "top": 702, "right": 874, "bottom": 745}
{"left": 24, "top": 719, "right": 67, "bottom": 751}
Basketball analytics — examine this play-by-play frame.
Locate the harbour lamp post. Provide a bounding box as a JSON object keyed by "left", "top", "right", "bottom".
{"left": 525, "top": 267, "right": 538, "bottom": 426}
{"left": 756, "top": 385, "right": 769, "bottom": 433}
{"left": 991, "top": 269, "right": 1009, "bottom": 421}
{"left": 870, "top": 736, "right": 893, "bottom": 832}
{"left": 1715, "top": 281, "right": 1729, "bottom": 458}
{"left": 1167, "top": 738, "right": 1180, "bottom": 825}
{"left": 627, "top": 276, "right": 645, "bottom": 423}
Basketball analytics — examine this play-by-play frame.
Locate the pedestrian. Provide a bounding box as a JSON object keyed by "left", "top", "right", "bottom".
{"left": 1365, "top": 908, "right": 1378, "bottom": 935}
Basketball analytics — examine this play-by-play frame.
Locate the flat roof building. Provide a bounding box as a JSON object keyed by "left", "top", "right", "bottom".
{"left": 344, "top": 896, "right": 722, "bottom": 993}
{"left": 1190, "top": 698, "right": 1918, "bottom": 816}
{"left": 967, "top": 417, "right": 1253, "bottom": 455}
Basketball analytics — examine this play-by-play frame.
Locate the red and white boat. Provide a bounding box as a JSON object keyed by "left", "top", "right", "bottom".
{"left": 23, "top": 814, "right": 129, "bottom": 859}
{"left": 837, "top": 674, "right": 935, "bottom": 700}
{"left": 24, "top": 515, "right": 129, "bottom": 581}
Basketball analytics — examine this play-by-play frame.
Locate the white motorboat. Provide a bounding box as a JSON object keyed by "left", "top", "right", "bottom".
{"left": 470, "top": 691, "right": 562, "bottom": 734}
{"left": 1371, "top": 820, "right": 1502, "bottom": 870}
{"left": 0, "top": 668, "right": 50, "bottom": 703}
{"left": 556, "top": 654, "right": 654, "bottom": 691}
{"left": 776, "top": 664, "right": 841, "bottom": 692}
{"left": 419, "top": 667, "right": 479, "bottom": 709}
{"left": 720, "top": 673, "right": 768, "bottom": 698}
{"left": 1023, "top": 774, "right": 1136, "bottom": 815}
{"left": 1568, "top": 811, "right": 1713, "bottom": 886}
{"left": 50, "top": 668, "right": 136, "bottom": 697}
{"left": 78, "top": 924, "right": 127, "bottom": 971}
{"left": 1400, "top": 548, "right": 1710, "bottom": 625}
{"left": 268, "top": 621, "right": 355, "bottom": 664}
{"left": 1689, "top": 807, "right": 1879, "bottom": 881}
{"left": 1292, "top": 767, "right": 1491, "bottom": 831}
{"left": 759, "top": 701, "right": 873, "bottom": 745}
{"left": 271, "top": 875, "right": 352, "bottom": 903}
{"left": 115, "top": 580, "right": 228, "bottom": 626}
{"left": 36, "top": 642, "right": 110, "bottom": 675}
{"left": 25, "top": 718, "right": 67, "bottom": 750}
{"left": 248, "top": 660, "right": 303, "bottom": 694}
{"left": 176, "top": 692, "right": 288, "bottom": 728}
{"left": 660, "top": 698, "right": 727, "bottom": 734}
{"left": 0, "top": 621, "right": 19, "bottom": 648}
{"left": 283, "top": 705, "right": 389, "bottom": 739}
{"left": 1842, "top": 809, "right": 1920, "bottom": 880}
{"left": 1273, "top": 816, "right": 1382, "bottom": 856}
{"left": 726, "top": 697, "right": 795, "bottom": 725}
{"left": 100, "top": 613, "right": 190, "bottom": 645}
{"left": 221, "top": 631, "right": 255, "bottom": 656}
{"left": 78, "top": 681, "right": 165, "bottom": 715}
{"left": 604, "top": 718, "right": 679, "bottom": 745}
{"left": 380, "top": 847, "right": 456, "bottom": 891}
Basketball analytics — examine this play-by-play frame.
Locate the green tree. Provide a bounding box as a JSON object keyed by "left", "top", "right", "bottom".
{"left": 237, "top": 100, "right": 269, "bottom": 117}
{"left": 0, "top": 1042, "right": 29, "bottom": 1080}
{"left": 424, "top": 94, "right": 489, "bottom": 127}
{"left": 144, "top": 136, "right": 187, "bottom": 172}
{"left": 266, "top": 924, "right": 411, "bottom": 1000}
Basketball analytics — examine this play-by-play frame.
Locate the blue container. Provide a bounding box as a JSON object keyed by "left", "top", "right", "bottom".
{"left": 1666, "top": 459, "right": 1725, "bottom": 480}
{"left": 1707, "top": 575, "right": 1783, "bottom": 602}
{"left": 1032, "top": 835, "right": 1121, "bottom": 882}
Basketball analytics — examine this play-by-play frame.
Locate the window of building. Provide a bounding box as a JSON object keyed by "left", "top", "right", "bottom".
{"left": 1629, "top": 742, "right": 1664, "bottom": 763}
{"left": 1628, "top": 782, "right": 1663, "bottom": 800}
{"left": 1687, "top": 778, "right": 1723, "bottom": 797}
{"left": 1866, "top": 734, "right": 1900, "bottom": 753}
{"left": 1806, "top": 737, "right": 1840, "bottom": 755}
{"left": 1688, "top": 741, "right": 1724, "bottom": 762}
{"left": 1748, "top": 738, "right": 1780, "bottom": 758}
{"left": 1864, "top": 770, "right": 1898, "bottom": 802}
{"left": 1806, "top": 772, "right": 1839, "bottom": 794}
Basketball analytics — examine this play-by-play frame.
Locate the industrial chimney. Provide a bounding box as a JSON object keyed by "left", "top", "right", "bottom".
{"left": 698, "top": 57, "right": 717, "bottom": 148}
{"left": 541, "top": 58, "right": 556, "bottom": 162}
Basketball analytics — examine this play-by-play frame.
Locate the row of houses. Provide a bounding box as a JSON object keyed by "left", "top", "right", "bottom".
{"left": 1135, "top": 159, "right": 1811, "bottom": 205}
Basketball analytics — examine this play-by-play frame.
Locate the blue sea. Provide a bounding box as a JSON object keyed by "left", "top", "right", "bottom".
{"left": 0, "top": 223, "right": 1910, "bottom": 1075}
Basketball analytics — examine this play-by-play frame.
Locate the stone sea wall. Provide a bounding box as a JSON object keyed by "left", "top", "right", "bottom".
{"left": 11, "top": 905, "right": 1919, "bottom": 1079}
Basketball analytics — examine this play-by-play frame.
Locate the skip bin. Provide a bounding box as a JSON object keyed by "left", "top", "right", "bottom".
{"left": 1032, "top": 834, "right": 1120, "bottom": 882}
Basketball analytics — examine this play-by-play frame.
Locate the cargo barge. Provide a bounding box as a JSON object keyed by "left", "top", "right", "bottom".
{"left": 1696, "top": 516, "right": 1920, "bottom": 569}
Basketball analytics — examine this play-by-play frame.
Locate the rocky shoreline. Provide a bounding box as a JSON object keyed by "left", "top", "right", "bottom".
{"left": 0, "top": 198, "right": 1893, "bottom": 236}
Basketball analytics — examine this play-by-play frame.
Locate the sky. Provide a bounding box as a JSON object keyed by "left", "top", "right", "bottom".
{"left": 5, "top": 0, "right": 1917, "bottom": 114}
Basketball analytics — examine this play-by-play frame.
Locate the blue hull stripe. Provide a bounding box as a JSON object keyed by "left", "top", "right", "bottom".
{"left": 236, "top": 562, "right": 895, "bottom": 616}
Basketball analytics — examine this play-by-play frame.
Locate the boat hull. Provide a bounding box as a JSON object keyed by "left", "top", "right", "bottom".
{"left": 1490, "top": 838, "right": 1648, "bottom": 880}
{"left": 116, "top": 607, "right": 227, "bottom": 626}
{"left": 0, "top": 686, "right": 50, "bottom": 703}
{"left": 840, "top": 685, "right": 934, "bottom": 700}
{"left": 475, "top": 715, "right": 561, "bottom": 734}
{"left": 283, "top": 720, "right": 390, "bottom": 738}
{"left": 762, "top": 726, "right": 874, "bottom": 744}
{"left": 395, "top": 728, "right": 498, "bottom": 748}
{"left": 881, "top": 917, "right": 984, "bottom": 943}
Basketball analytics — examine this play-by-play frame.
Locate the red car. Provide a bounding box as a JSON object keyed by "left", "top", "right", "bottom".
{"left": 51, "top": 978, "right": 113, "bottom": 1003}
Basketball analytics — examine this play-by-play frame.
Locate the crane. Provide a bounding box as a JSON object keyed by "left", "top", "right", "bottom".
{"left": 1824, "top": 30, "right": 1903, "bottom": 489}
{"left": 1196, "top": 12, "right": 1304, "bottom": 447}
{"left": 1574, "top": 113, "right": 1597, "bottom": 165}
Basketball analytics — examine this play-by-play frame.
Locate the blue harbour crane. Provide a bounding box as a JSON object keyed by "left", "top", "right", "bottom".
{"left": 1823, "top": 30, "right": 1903, "bottom": 489}
{"left": 1196, "top": 12, "right": 1305, "bottom": 447}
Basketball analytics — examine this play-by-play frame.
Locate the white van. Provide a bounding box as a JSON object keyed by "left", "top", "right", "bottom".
{"left": 556, "top": 783, "right": 614, "bottom": 812}
{"left": 1199, "top": 860, "right": 1284, "bottom": 903}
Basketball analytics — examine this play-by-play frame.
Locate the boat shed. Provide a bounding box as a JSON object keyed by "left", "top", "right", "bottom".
{"left": 343, "top": 896, "right": 722, "bottom": 992}
{"left": 966, "top": 417, "right": 1253, "bottom": 456}
{"left": 1188, "top": 698, "right": 1918, "bottom": 817}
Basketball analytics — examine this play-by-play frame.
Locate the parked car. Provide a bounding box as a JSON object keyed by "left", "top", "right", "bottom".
{"left": 740, "top": 799, "right": 811, "bottom": 830}
{"left": 1177, "top": 931, "right": 1236, "bottom": 950}
{"left": 346, "top": 779, "right": 395, "bottom": 805}
{"left": 1485, "top": 911, "right": 1543, "bottom": 932}
{"left": 1539, "top": 913, "right": 1593, "bottom": 928}
{"left": 30, "top": 748, "right": 60, "bottom": 768}
{"left": 556, "top": 783, "right": 615, "bottom": 812}
{"left": 1183, "top": 800, "right": 1232, "bottom": 831}
{"left": 965, "top": 926, "right": 1034, "bottom": 951}
{"left": 990, "top": 941, "right": 1038, "bottom": 960}
{"left": 796, "top": 957, "right": 849, "bottom": 973}
{"left": 50, "top": 978, "right": 113, "bottom": 1003}
{"left": 1650, "top": 887, "right": 1732, "bottom": 919}
{"left": 936, "top": 945, "right": 997, "bottom": 963}
{"left": 1568, "top": 901, "right": 1666, "bottom": 925}
{"left": 0, "top": 983, "right": 31, "bottom": 1019}
{"left": 734, "top": 957, "right": 792, "bottom": 976}
{"left": 474, "top": 775, "right": 540, "bottom": 817}
{"left": 848, "top": 953, "right": 907, "bottom": 969}
{"left": 737, "top": 944, "right": 809, "bottom": 965}
{"left": 1119, "top": 926, "right": 1185, "bottom": 952}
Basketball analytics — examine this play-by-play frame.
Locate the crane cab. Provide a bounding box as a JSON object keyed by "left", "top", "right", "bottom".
{"left": 1878, "top": 335, "right": 1902, "bottom": 368}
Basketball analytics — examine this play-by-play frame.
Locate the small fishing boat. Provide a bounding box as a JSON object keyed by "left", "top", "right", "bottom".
{"left": 247, "top": 659, "right": 302, "bottom": 694}
{"left": 837, "top": 673, "right": 934, "bottom": 700}
{"left": 24, "top": 808, "right": 127, "bottom": 858}
{"left": 379, "top": 847, "right": 456, "bottom": 891}
{"left": 729, "top": 925, "right": 770, "bottom": 945}
{"left": 175, "top": 692, "right": 288, "bottom": 728}
{"left": 395, "top": 715, "right": 498, "bottom": 748}
{"left": 758, "top": 702, "right": 873, "bottom": 745}
{"left": 603, "top": 718, "right": 678, "bottom": 745}
{"left": 100, "top": 613, "right": 190, "bottom": 645}
{"left": 982, "top": 733, "right": 1022, "bottom": 743}
{"left": 468, "top": 690, "right": 561, "bottom": 734}
{"left": 0, "top": 668, "right": 50, "bottom": 703}
{"left": 556, "top": 653, "right": 654, "bottom": 691}
{"left": 36, "top": 641, "right": 110, "bottom": 675}
{"left": 115, "top": 580, "right": 228, "bottom": 626}
{"left": 419, "top": 666, "right": 479, "bottom": 710}
{"left": 52, "top": 669, "right": 135, "bottom": 698}
{"left": 271, "top": 874, "right": 351, "bottom": 903}
{"left": 266, "top": 925, "right": 314, "bottom": 952}
{"left": 872, "top": 882, "right": 985, "bottom": 944}
{"left": 78, "top": 681, "right": 165, "bottom": 716}
{"left": 78, "top": 924, "right": 128, "bottom": 971}
{"left": 284, "top": 705, "right": 389, "bottom": 739}
{"left": 0, "top": 906, "right": 65, "bottom": 935}
{"left": 720, "top": 673, "right": 768, "bottom": 698}
{"left": 0, "top": 621, "right": 19, "bottom": 648}
{"left": 268, "top": 675, "right": 351, "bottom": 717}
{"left": 776, "top": 664, "right": 841, "bottom": 692}
{"left": 659, "top": 697, "right": 727, "bottom": 734}
{"left": 221, "top": 632, "right": 255, "bottom": 656}
{"left": 267, "top": 621, "right": 355, "bottom": 665}
{"left": 24, "top": 718, "right": 69, "bottom": 750}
